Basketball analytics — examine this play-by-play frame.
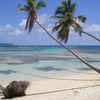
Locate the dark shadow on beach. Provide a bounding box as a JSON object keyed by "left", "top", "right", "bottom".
{"left": 1, "top": 84, "right": 100, "bottom": 99}
{"left": 33, "top": 66, "right": 97, "bottom": 75}
{"left": 18, "top": 71, "right": 100, "bottom": 81}
{"left": 0, "top": 69, "right": 17, "bottom": 75}
{"left": 33, "top": 66, "right": 66, "bottom": 71}
{"left": 26, "top": 84, "right": 100, "bottom": 97}
{"left": 67, "top": 69, "right": 97, "bottom": 75}
{"left": 84, "top": 57, "right": 100, "bottom": 63}
{"left": 77, "top": 67, "right": 91, "bottom": 71}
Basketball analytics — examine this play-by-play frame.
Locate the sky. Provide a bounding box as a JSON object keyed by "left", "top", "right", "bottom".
{"left": 0, "top": 0, "right": 100, "bottom": 45}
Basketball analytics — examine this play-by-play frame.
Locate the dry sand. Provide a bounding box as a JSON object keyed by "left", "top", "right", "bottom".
{"left": 0, "top": 71, "right": 100, "bottom": 100}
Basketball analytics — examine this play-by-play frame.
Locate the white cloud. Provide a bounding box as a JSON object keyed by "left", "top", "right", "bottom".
{"left": 0, "top": 24, "right": 12, "bottom": 31}
{"left": 37, "top": 28, "right": 44, "bottom": 33}
{"left": 0, "top": 24, "right": 25, "bottom": 36}
{"left": 19, "top": 19, "right": 26, "bottom": 27}
{"left": 9, "top": 29, "right": 24, "bottom": 35}
{"left": 85, "top": 24, "right": 100, "bottom": 32}
{"left": 37, "top": 14, "right": 50, "bottom": 25}
{"left": 98, "top": 18, "right": 100, "bottom": 21}
{"left": 5, "top": 24, "right": 12, "bottom": 29}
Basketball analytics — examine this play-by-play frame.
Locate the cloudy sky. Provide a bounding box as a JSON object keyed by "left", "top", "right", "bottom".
{"left": 0, "top": 0, "right": 100, "bottom": 45}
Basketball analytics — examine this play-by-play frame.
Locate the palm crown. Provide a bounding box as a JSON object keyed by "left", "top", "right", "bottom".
{"left": 52, "top": 0, "right": 86, "bottom": 43}
{"left": 17, "top": 0, "right": 46, "bottom": 32}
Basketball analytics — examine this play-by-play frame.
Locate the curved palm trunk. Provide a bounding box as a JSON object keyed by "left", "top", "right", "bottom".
{"left": 72, "top": 26, "right": 100, "bottom": 42}
{"left": 36, "top": 20, "right": 100, "bottom": 74}
{"left": 81, "top": 31, "right": 100, "bottom": 42}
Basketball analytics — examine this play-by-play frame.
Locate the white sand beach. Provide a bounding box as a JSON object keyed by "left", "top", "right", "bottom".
{"left": 0, "top": 71, "right": 100, "bottom": 100}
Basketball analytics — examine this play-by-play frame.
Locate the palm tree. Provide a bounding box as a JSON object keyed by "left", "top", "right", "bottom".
{"left": 17, "top": 0, "right": 46, "bottom": 32}
{"left": 17, "top": 0, "right": 100, "bottom": 74}
{"left": 51, "top": 0, "right": 100, "bottom": 43}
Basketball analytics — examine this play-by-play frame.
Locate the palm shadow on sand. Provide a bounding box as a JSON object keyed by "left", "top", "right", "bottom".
{"left": 1, "top": 84, "right": 100, "bottom": 99}
{"left": 26, "top": 84, "right": 100, "bottom": 97}
{"left": 0, "top": 69, "right": 17, "bottom": 75}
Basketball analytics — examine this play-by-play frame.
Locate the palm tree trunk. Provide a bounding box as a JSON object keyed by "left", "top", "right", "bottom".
{"left": 36, "top": 20, "right": 100, "bottom": 74}
{"left": 73, "top": 26, "right": 100, "bottom": 42}
{"left": 81, "top": 30, "right": 100, "bottom": 42}
{"left": 72, "top": 26, "right": 100, "bottom": 42}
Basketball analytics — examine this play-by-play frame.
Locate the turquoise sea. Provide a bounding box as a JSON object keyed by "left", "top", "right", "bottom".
{"left": 0, "top": 45, "right": 100, "bottom": 84}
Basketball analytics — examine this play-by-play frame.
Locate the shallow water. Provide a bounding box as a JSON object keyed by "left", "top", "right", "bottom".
{"left": 0, "top": 45, "right": 100, "bottom": 84}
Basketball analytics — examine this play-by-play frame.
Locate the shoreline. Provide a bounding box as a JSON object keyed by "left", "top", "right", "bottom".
{"left": 0, "top": 71, "right": 100, "bottom": 100}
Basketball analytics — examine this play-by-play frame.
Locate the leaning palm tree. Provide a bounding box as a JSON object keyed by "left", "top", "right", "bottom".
{"left": 17, "top": 0, "right": 100, "bottom": 73}
{"left": 51, "top": 0, "right": 100, "bottom": 43}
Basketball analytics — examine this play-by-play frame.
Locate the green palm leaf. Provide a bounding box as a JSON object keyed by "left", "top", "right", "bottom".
{"left": 70, "top": 3, "right": 76, "bottom": 14}
{"left": 51, "top": 16, "right": 64, "bottom": 19}
{"left": 36, "top": 0, "right": 46, "bottom": 10}
{"left": 78, "top": 15, "right": 87, "bottom": 23}
{"left": 27, "top": 0, "right": 35, "bottom": 9}
{"left": 57, "top": 22, "right": 70, "bottom": 43}
{"left": 17, "top": 8, "right": 30, "bottom": 12}
{"left": 52, "top": 23, "right": 63, "bottom": 32}
{"left": 55, "top": 6, "right": 65, "bottom": 16}
{"left": 71, "top": 21, "right": 83, "bottom": 36}
{"left": 17, "top": 4, "right": 30, "bottom": 9}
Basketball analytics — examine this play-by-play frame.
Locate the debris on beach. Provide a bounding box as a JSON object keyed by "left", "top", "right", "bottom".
{"left": 0, "top": 81, "right": 29, "bottom": 98}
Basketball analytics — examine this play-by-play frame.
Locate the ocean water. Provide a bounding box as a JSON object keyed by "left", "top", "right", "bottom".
{"left": 0, "top": 45, "right": 100, "bottom": 84}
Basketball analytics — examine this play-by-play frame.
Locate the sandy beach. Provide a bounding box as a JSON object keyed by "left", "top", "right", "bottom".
{"left": 0, "top": 71, "right": 100, "bottom": 100}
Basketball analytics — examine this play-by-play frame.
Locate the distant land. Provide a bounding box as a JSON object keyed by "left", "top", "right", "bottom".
{"left": 0, "top": 43, "right": 13, "bottom": 46}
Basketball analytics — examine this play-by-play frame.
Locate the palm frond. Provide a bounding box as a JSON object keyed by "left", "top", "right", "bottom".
{"left": 36, "top": 0, "right": 46, "bottom": 10}
{"left": 72, "top": 21, "right": 83, "bottom": 36}
{"left": 17, "top": 4, "right": 30, "bottom": 9}
{"left": 51, "top": 16, "right": 64, "bottom": 19}
{"left": 57, "top": 24, "right": 70, "bottom": 43}
{"left": 27, "top": 0, "right": 35, "bottom": 8}
{"left": 55, "top": 21, "right": 70, "bottom": 44}
{"left": 18, "top": 4, "right": 25, "bottom": 7}
{"left": 52, "top": 22, "right": 64, "bottom": 32}
{"left": 70, "top": 3, "right": 76, "bottom": 14}
{"left": 17, "top": 8, "right": 30, "bottom": 12}
{"left": 55, "top": 18, "right": 65, "bottom": 25}
{"left": 68, "top": 0, "right": 71, "bottom": 6}
{"left": 62, "top": 1, "right": 67, "bottom": 7}
{"left": 77, "top": 15, "right": 87, "bottom": 23}
{"left": 55, "top": 6, "right": 65, "bottom": 16}
{"left": 52, "top": 26, "right": 60, "bottom": 32}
